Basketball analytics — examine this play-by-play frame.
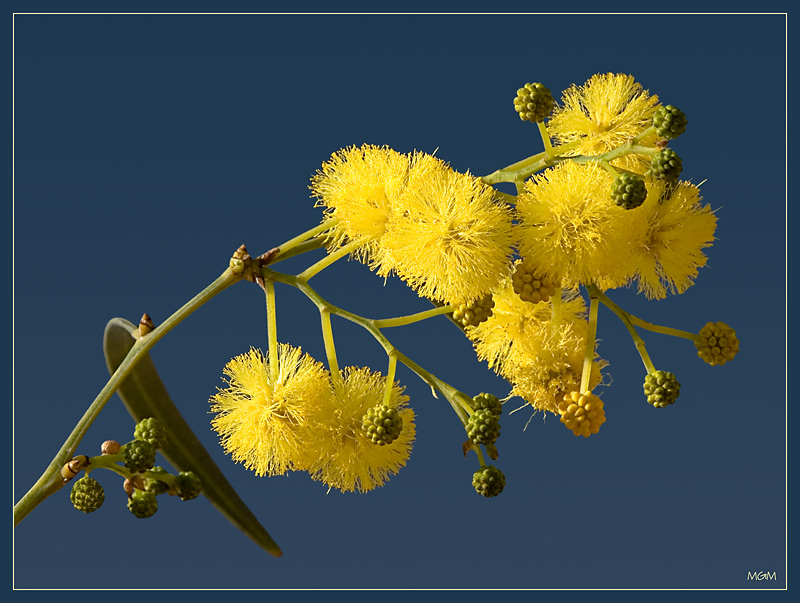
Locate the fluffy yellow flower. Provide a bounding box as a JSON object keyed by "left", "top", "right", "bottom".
{"left": 302, "top": 367, "right": 415, "bottom": 493}
{"left": 467, "top": 276, "right": 605, "bottom": 414}
{"left": 548, "top": 73, "right": 660, "bottom": 172}
{"left": 466, "top": 276, "right": 587, "bottom": 379}
{"left": 506, "top": 325, "right": 605, "bottom": 416}
{"left": 515, "top": 161, "right": 648, "bottom": 290}
{"left": 310, "top": 144, "right": 411, "bottom": 263}
{"left": 378, "top": 152, "right": 515, "bottom": 304}
{"left": 631, "top": 179, "right": 718, "bottom": 299}
{"left": 210, "top": 346, "right": 333, "bottom": 477}
{"left": 509, "top": 346, "right": 607, "bottom": 413}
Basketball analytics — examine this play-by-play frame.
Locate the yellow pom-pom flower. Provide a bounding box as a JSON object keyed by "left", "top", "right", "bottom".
{"left": 310, "top": 144, "right": 411, "bottom": 264}
{"left": 631, "top": 179, "right": 718, "bottom": 299}
{"left": 302, "top": 367, "right": 415, "bottom": 493}
{"left": 377, "top": 152, "right": 514, "bottom": 305}
{"left": 515, "top": 161, "right": 648, "bottom": 290}
{"left": 548, "top": 73, "right": 660, "bottom": 172}
{"left": 209, "top": 346, "right": 334, "bottom": 477}
{"left": 507, "top": 326, "right": 605, "bottom": 416}
{"left": 467, "top": 277, "right": 594, "bottom": 386}
{"left": 558, "top": 391, "right": 606, "bottom": 437}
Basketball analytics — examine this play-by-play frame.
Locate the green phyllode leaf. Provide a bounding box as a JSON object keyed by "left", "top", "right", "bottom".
{"left": 103, "top": 317, "right": 282, "bottom": 557}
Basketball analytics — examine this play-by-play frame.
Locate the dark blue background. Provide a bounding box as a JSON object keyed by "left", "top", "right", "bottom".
{"left": 12, "top": 9, "right": 789, "bottom": 591}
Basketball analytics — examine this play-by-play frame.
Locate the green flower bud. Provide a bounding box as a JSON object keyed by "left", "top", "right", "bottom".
{"left": 472, "top": 465, "right": 506, "bottom": 498}
{"left": 643, "top": 370, "right": 681, "bottom": 408}
{"left": 647, "top": 148, "right": 683, "bottom": 182}
{"left": 127, "top": 490, "right": 158, "bottom": 518}
{"left": 123, "top": 439, "right": 156, "bottom": 474}
{"left": 473, "top": 392, "right": 502, "bottom": 416}
{"left": 361, "top": 404, "right": 404, "bottom": 446}
{"left": 610, "top": 174, "right": 647, "bottom": 210}
{"left": 144, "top": 466, "right": 170, "bottom": 495}
{"left": 134, "top": 417, "right": 168, "bottom": 449}
{"left": 513, "top": 83, "right": 555, "bottom": 123}
{"left": 653, "top": 105, "right": 688, "bottom": 140}
{"left": 174, "top": 471, "right": 202, "bottom": 501}
{"left": 70, "top": 476, "right": 105, "bottom": 513}
{"left": 466, "top": 409, "right": 501, "bottom": 446}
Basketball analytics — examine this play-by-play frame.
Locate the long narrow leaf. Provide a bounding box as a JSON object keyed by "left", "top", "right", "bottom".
{"left": 103, "top": 317, "right": 282, "bottom": 557}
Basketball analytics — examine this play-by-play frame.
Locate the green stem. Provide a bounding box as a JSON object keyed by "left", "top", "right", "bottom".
{"left": 537, "top": 121, "right": 555, "bottom": 161}
{"left": 87, "top": 454, "right": 179, "bottom": 487}
{"left": 85, "top": 454, "right": 131, "bottom": 480}
{"left": 270, "top": 236, "right": 326, "bottom": 264}
{"left": 482, "top": 127, "right": 658, "bottom": 186}
{"left": 633, "top": 125, "right": 657, "bottom": 144}
{"left": 473, "top": 442, "right": 487, "bottom": 468}
{"left": 589, "top": 285, "right": 656, "bottom": 374}
{"left": 14, "top": 268, "right": 242, "bottom": 526}
{"left": 580, "top": 291, "right": 600, "bottom": 393}
{"left": 263, "top": 267, "right": 471, "bottom": 422}
{"left": 383, "top": 353, "right": 398, "bottom": 406}
{"left": 265, "top": 279, "right": 279, "bottom": 383}
{"left": 273, "top": 218, "right": 338, "bottom": 260}
{"left": 319, "top": 308, "right": 341, "bottom": 383}
{"left": 373, "top": 305, "right": 454, "bottom": 329}
{"left": 626, "top": 314, "right": 699, "bottom": 342}
{"left": 481, "top": 140, "right": 582, "bottom": 184}
{"left": 600, "top": 161, "right": 619, "bottom": 178}
{"left": 550, "top": 288, "right": 562, "bottom": 334}
{"left": 492, "top": 190, "right": 518, "bottom": 205}
{"left": 298, "top": 237, "right": 366, "bottom": 281}
{"left": 447, "top": 391, "right": 472, "bottom": 426}
{"left": 565, "top": 144, "right": 657, "bottom": 167}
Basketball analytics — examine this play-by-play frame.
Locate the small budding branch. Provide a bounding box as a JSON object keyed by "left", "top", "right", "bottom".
{"left": 15, "top": 73, "right": 740, "bottom": 557}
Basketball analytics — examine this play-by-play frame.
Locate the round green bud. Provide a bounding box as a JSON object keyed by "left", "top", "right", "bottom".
{"left": 647, "top": 148, "right": 683, "bottom": 182}
{"left": 174, "top": 471, "right": 202, "bottom": 501}
{"left": 513, "top": 82, "right": 555, "bottom": 123}
{"left": 144, "top": 466, "right": 170, "bottom": 495}
{"left": 134, "top": 417, "right": 168, "bottom": 449}
{"left": 653, "top": 105, "right": 688, "bottom": 140}
{"left": 123, "top": 439, "right": 156, "bottom": 474}
{"left": 472, "top": 465, "right": 506, "bottom": 498}
{"left": 643, "top": 370, "right": 681, "bottom": 408}
{"left": 473, "top": 392, "right": 502, "bottom": 417}
{"left": 610, "top": 174, "right": 647, "bottom": 210}
{"left": 127, "top": 490, "right": 158, "bottom": 518}
{"left": 466, "top": 409, "right": 501, "bottom": 446}
{"left": 695, "top": 321, "right": 740, "bottom": 366}
{"left": 361, "top": 404, "right": 404, "bottom": 446}
{"left": 452, "top": 294, "right": 495, "bottom": 328}
{"left": 70, "top": 476, "right": 105, "bottom": 513}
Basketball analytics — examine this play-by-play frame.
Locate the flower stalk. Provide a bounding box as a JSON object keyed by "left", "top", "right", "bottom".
{"left": 588, "top": 285, "right": 657, "bottom": 374}
{"left": 14, "top": 266, "right": 242, "bottom": 525}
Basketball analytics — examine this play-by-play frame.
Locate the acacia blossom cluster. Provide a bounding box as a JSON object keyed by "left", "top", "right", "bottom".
{"left": 211, "top": 346, "right": 415, "bottom": 493}
{"left": 209, "top": 73, "right": 724, "bottom": 495}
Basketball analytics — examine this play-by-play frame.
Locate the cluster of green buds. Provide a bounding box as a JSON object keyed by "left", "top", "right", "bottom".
{"left": 461, "top": 393, "right": 506, "bottom": 498}
{"left": 635, "top": 320, "right": 739, "bottom": 410}
{"left": 62, "top": 417, "right": 201, "bottom": 518}
{"left": 609, "top": 104, "right": 688, "bottom": 209}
